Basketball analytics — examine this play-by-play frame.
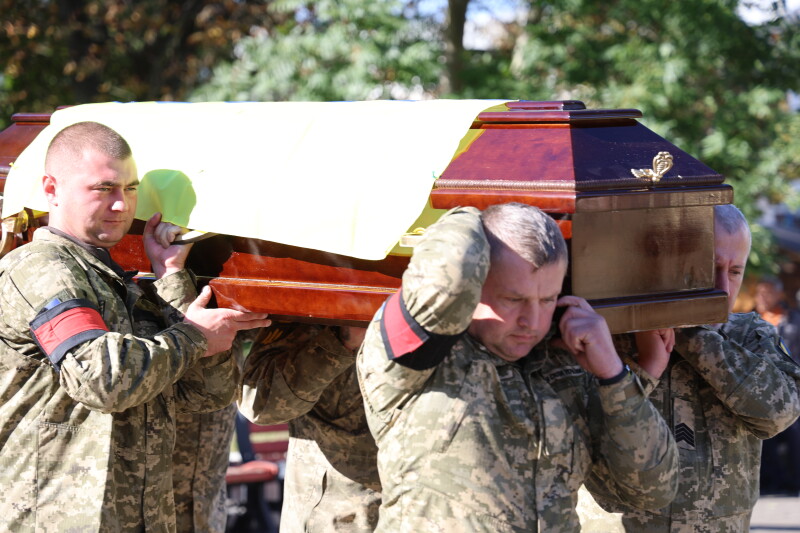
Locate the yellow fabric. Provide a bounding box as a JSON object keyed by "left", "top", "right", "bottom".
{"left": 3, "top": 100, "right": 508, "bottom": 259}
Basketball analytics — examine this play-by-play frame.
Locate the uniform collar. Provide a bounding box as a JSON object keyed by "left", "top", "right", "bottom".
{"left": 37, "top": 226, "right": 138, "bottom": 282}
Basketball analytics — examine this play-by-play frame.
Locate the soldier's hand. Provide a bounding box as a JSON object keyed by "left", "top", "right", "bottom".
{"left": 143, "top": 212, "right": 193, "bottom": 278}
{"left": 634, "top": 329, "right": 674, "bottom": 379}
{"left": 184, "top": 286, "right": 272, "bottom": 357}
{"left": 557, "top": 295, "right": 624, "bottom": 380}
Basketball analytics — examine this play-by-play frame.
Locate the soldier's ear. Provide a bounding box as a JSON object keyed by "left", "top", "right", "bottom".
{"left": 43, "top": 174, "right": 59, "bottom": 206}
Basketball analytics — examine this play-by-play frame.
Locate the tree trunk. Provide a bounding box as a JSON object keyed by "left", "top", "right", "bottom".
{"left": 441, "top": 0, "right": 469, "bottom": 95}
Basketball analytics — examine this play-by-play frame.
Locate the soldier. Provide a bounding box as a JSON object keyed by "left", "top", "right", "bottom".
{"left": 239, "top": 323, "right": 380, "bottom": 532}
{"left": 172, "top": 403, "right": 239, "bottom": 532}
{"left": 0, "top": 121, "right": 270, "bottom": 531}
{"left": 587, "top": 204, "right": 800, "bottom": 530}
{"left": 357, "top": 203, "right": 679, "bottom": 532}
{"left": 754, "top": 276, "right": 800, "bottom": 495}
{"left": 172, "top": 335, "right": 264, "bottom": 533}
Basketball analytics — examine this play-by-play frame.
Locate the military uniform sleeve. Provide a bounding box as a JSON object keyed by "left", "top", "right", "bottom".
{"left": 147, "top": 269, "right": 197, "bottom": 321}
{"left": 0, "top": 250, "right": 207, "bottom": 414}
{"left": 583, "top": 370, "right": 679, "bottom": 510}
{"left": 173, "top": 349, "right": 239, "bottom": 413}
{"left": 148, "top": 271, "right": 239, "bottom": 413}
{"left": 357, "top": 207, "right": 489, "bottom": 422}
{"left": 674, "top": 314, "right": 800, "bottom": 438}
{"left": 239, "top": 323, "right": 355, "bottom": 424}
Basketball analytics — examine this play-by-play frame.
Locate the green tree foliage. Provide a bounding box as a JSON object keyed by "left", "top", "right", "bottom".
{"left": 0, "top": 0, "right": 279, "bottom": 127}
{"left": 496, "top": 0, "right": 800, "bottom": 275}
{"left": 508, "top": 0, "right": 800, "bottom": 207}
{"left": 190, "top": 0, "right": 442, "bottom": 102}
{"left": 2, "top": 0, "right": 798, "bottom": 275}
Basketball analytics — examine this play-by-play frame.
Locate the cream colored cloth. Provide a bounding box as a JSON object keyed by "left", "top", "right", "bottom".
{"left": 3, "top": 100, "right": 507, "bottom": 259}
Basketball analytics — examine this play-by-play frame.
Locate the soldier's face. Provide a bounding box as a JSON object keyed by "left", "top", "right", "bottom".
{"left": 469, "top": 249, "right": 566, "bottom": 362}
{"left": 714, "top": 227, "right": 750, "bottom": 313}
{"left": 44, "top": 148, "right": 139, "bottom": 248}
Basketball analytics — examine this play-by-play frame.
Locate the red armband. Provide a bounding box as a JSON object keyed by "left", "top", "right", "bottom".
{"left": 30, "top": 298, "right": 109, "bottom": 369}
{"left": 379, "top": 290, "right": 459, "bottom": 370}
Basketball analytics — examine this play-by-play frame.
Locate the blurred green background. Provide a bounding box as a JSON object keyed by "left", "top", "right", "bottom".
{"left": 2, "top": 0, "right": 799, "bottom": 282}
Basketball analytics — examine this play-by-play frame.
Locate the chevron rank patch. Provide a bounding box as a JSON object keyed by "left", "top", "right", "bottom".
{"left": 672, "top": 397, "right": 697, "bottom": 451}
{"left": 674, "top": 422, "right": 696, "bottom": 450}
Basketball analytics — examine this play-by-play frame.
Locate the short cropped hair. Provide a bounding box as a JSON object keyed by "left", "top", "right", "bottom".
{"left": 714, "top": 204, "right": 750, "bottom": 238}
{"left": 481, "top": 202, "right": 567, "bottom": 269}
{"left": 45, "top": 121, "right": 132, "bottom": 174}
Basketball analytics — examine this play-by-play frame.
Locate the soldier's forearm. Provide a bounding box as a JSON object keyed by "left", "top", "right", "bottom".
{"left": 61, "top": 324, "right": 207, "bottom": 412}
{"left": 239, "top": 326, "right": 355, "bottom": 421}
{"left": 676, "top": 327, "right": 800, "bottom": 437}
{"left": 401, "top": 207, "right": 489, "bottom": 336}
{"left": 595, "top": 373, "right": 679, "bottom": 509}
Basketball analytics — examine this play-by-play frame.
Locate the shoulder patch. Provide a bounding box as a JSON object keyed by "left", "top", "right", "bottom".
{"left": 778, "top": 337, "right": 795, "bottom": 360}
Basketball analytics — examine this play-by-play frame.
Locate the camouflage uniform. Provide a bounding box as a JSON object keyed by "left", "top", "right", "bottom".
{"left": 588, "top": 316, "right": 800, "bottom": 532}
{"left": 172, "top": 323, "right": 243, "bottom": 533}
{"left": 172, "top": 401, "right": 238, "bottom": 533}
{"left": 239, "top": 323, "right": 381, "bottom": 533}
{"left": 0, "top": 228, "right": 238, "bottom": 532}
{"left": 356, "top": 207, "right": 678, "bottom": 533}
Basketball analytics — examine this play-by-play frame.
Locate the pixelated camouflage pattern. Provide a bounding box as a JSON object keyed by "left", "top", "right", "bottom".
{"left": 357, "top": 207, "right": 678, "bottom": 532}
{"left": 576, "top": 485, "right": 623, "bottom": 532}
{"left": 173, "top": 404, "right": 238, "bottom": 533}
{"left": 400, "top": 206, "right": 489, "bottom": 336}
{"left": 0, "top": 228, "right": 237, "bottom": 532}
{"left": 171, "top": 301, "right": 242, "bottom": 533}
{"left": 154, "top": 260, "right": 241, "bottom": 533}
{"left": 590, "top": 313, "right": 800, "bottom": 531}
{"left": 240, "top": 322, "right": 380, "bottom": 533}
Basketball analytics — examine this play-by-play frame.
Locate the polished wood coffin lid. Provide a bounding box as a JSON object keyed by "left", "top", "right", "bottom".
{"left": 430, "top": 100, "right": 732, "bottom": 331}
{"left": 0, "top": 101, "right": 732, "bottom": 332}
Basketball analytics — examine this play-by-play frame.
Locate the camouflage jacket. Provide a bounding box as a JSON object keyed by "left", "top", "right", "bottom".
{"left": 0, "top": 228, "right": 238, "bottom": 532}
{"left": 356, "top": 207, "right": 678, "bottom": 533}
{"left": 239, "top": 323, "right": 381, "bottom": 533}
{"left": 589, "top": 315, "right": 800, "bottom": 532}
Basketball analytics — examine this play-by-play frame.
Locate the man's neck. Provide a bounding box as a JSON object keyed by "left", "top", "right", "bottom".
{"left": 43, "top": 226, "right": 128, "bottom": 278}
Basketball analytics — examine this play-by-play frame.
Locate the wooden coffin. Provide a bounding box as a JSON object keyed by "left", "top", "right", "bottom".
{"left": 0, "top": 101, "right": 731, "bottom": 332}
